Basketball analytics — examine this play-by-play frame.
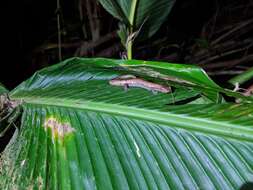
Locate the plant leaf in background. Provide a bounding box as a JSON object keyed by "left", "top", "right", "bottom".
{"left": 0, "top": 58, "right": 253, "bottom": 189}
{"left": 97, "top": 0, "right": 176, "bottom": 38}
{"left": 0, "top": 83, "right": 8, "bottom": 95}
{"left": 229, "top": 66, "right": 253, "bottom": 86}
{"left": 0, "top": 84, "right": 9, "bottom": 136}
{"left": 97, "top": 0, "right": 176, "bottom": 59}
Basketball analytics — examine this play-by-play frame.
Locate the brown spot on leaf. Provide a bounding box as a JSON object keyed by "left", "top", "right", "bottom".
{"left": 44, "top": 117, "right": 75, "bottom": 138}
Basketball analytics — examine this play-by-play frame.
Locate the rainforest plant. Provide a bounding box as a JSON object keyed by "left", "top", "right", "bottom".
{"left": 0, "top": 57, "right": 253, "bottom": 189}
{"left": 0, "top": 1, "right": 253, "bottom": 189}
{"left": 97, "top": 0, "right": 176, "bottom": 59}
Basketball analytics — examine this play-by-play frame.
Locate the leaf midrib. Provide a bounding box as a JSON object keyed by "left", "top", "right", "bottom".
{"left": 14, "top": 96, "right": 253, "bottom": 142}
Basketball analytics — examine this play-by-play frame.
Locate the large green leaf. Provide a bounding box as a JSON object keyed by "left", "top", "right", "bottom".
{"left": 1, "top": 58, "right": 253, "bottom": 189}
{"left": 9, "top": 58, "right": 250, "bottom": 102}
{"left": 97, "top": 0, "right": 176, "bottom": 41}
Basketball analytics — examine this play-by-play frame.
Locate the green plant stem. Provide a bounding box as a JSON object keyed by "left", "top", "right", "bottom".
{"left": 127, "top": 28, "right": 133, "bottom": 60}
{"left": 127, "top": 0, "right": 138, "bottom": 60}
{"left": 229, "top": 67, "right": 253, "bottom": 85}
{"left": 127, "top": 41, "right": 133, "bottom": 60}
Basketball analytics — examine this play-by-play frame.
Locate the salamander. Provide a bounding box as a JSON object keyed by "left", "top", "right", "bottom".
{"left": 109, "top": 75, "right": 171, "bottom": 93}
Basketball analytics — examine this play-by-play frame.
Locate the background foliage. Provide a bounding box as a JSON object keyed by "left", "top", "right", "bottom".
{"left": 2, "top": 0, "right": 253, "bottom": 90}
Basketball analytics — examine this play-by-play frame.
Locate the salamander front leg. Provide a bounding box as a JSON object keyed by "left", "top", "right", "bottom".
{"left": 124, "top": 84, "right": 129, "bottom": 91}
{"left": 151, "top": 90, "right": 158, "bottom": 95}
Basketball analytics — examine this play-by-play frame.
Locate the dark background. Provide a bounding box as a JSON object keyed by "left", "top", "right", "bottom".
{"left": 1, "top": 0, "right": 252, "bottom": 89}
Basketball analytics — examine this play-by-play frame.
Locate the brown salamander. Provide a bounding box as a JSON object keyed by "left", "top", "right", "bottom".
{"left": 109, "top": 75, "right": 171, "bottom": 93}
